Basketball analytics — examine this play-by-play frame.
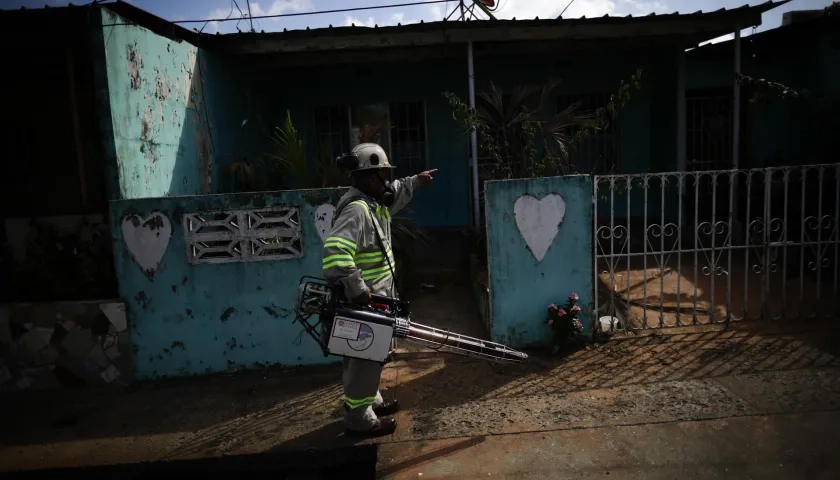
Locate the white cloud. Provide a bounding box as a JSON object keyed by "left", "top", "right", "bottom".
{"left": 249, "top": 0, "right": 313, "bottom": 17}
{"left": 204, "top": 0, "right": 313, "bottom": 32}
{"left": 489, "top": 0, "right": 670, "bottom": 20}
{"left": 345, "top": 15, "right": 377, "bottom": 27}
{"left": 344, "top": 12, "right": 420, "bottom": 28}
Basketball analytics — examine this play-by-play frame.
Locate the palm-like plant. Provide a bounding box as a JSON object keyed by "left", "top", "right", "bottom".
{"left": 267, "top": 111, "right": 351, "bottom": 189}
{"left": 267, "top": 110, "right": 314, "bottom": 188}
{"left": 474, "top": 79, "right": 593, "bottom": 179}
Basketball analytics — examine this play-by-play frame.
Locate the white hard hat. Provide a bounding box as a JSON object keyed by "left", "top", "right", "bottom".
{"left": 351, "top": 143, "right": 395, "bottom": 171}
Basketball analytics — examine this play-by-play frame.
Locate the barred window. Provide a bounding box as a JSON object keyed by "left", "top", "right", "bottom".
{"left": 314, "top": 106, "right": 350, "bottom": 159}
{"left": 557, "top": 93, "right": 621, "bottom": 175}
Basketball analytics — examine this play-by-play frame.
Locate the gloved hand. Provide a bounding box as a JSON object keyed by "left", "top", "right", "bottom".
{"left": 418, "top": 169, "right": 437, "bottom": 186}
{"left": 352, "top": 288, "right": 371, "bottom": 305}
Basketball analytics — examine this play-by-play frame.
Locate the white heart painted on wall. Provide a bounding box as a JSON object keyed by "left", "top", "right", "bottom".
{"left": 513, "top": 194, "right": 567, "bottom": 262}
{"left": 314, "top": 204, "right": 335, "bottom": 243}
{"left": 121, "top": 212, "right": 172, "bottom": 279}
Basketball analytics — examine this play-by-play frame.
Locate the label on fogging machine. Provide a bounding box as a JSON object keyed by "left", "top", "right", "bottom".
{"left": 332, "top": 318, "right": 361, "bottom": 340}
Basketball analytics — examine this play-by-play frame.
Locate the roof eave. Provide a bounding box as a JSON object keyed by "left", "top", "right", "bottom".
{"left": 201, "top": 1, "right": 787, "bottom": 55}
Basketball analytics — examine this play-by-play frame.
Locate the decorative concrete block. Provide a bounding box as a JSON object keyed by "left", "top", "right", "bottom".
{"left": 61, "top": 328, "right": 94, "bottom": 360}
{"left": 88, "top": 344, "right": 111, "bottom": 369}
{"left": 34, "top": 346, "right": 60, "bottom": 366}
{"left": 19, "top": 327, "right": 54, "bottom": 354}
{"left": 105, "top": 345, "right": 121, "bottom": 360}
{"left": 100, "top": 365, "right": 121, "bottom": 384}
{"left": 100, "top": 303, "right": 127, "bottom": 332}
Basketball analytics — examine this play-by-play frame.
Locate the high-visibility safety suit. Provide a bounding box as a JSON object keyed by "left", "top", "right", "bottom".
{"left": 322, "top": 176, "right": 420, "bottom": 430}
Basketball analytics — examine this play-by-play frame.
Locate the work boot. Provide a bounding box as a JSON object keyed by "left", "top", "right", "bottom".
{"left": 373, "top": 399, "right": 400, "bottom": 417}
{"left": 345, "top": 415, "right": 397, "bottom": 438}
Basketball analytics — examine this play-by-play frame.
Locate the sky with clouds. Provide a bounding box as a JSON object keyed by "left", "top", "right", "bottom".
{"left": 9, "top": 0, "right": 836, "bottom": 44}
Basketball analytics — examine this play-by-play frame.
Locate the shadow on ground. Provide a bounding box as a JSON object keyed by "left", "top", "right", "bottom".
{"left": 1, "top": 444, "right": 379, "bottom": 479}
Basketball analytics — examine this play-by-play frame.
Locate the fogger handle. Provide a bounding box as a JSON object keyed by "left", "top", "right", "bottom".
{"left": 332, "top": 284, "right": 407, "bottom": 310}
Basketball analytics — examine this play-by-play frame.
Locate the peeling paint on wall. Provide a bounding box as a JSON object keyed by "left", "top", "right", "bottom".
{"left": 101, "top": 9, "right": 216, "bottom": 200}
{"left": 126, "top": 41, "right": 143, "bottom": 90}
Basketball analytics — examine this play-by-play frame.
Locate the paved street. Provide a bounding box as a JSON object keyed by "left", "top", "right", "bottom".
{"left": 2, "top": 321, "right": 839, "bottom": 478}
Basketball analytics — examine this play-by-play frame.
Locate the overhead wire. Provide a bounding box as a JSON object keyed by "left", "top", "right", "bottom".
{"left": 170, "top": 0, "right": 452, "bottom": 25}
{"left": 559, "top": 0, "right": 577, "bottom": 18}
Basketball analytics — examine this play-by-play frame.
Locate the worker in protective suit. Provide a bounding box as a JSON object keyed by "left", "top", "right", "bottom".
{"left": 322, "top": 142, "right": 436, "bottom": 438}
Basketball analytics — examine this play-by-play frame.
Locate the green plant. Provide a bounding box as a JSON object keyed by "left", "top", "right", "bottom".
{"left": 265, "top": 110, "right": 350, "bottom": 189}
{"left": 444, "top": 68, "right": 643, "bottom": 180}
{"left": 547, "top": 292, "right": 584, "bottom": 353}
{"left": 266, "top": 110, "right": 313, "bottom": 188}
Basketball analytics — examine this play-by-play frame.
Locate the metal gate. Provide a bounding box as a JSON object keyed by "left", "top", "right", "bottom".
{"left": 593, "top": 164, "right": 840, "bottom": 332}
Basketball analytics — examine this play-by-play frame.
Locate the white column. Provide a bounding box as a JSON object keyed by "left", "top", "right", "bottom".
{"left": 677, "top": 48, "right": 687, "bottom": 229}
{"left": 468, "top": 41, "right": 480, "bottom": 227}
{"left": 733, "top": 29, "right": 741, "bottom": 169}
{"left": 677, "top": 49, "right": 686, "bottom": 172}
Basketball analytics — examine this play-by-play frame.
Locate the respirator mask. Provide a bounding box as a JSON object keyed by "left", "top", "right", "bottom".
{"left": 335, "top": 151, "right": 396, "bottom": 207}
{"left": 378, "top": 176, "right": 396, "bottom": 207}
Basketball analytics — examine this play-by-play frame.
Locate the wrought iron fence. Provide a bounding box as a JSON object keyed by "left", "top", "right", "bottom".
{"left": 593, "top": 164, "right": 840, "bottom": 332}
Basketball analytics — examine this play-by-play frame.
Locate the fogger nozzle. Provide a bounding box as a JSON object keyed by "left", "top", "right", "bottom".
{"left": 398, "top": 320, "right": 528, "bottom": 364}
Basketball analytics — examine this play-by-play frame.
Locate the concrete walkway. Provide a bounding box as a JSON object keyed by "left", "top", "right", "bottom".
{"left": 2, "top": 322, "right": 840, "bottom": 478}
{"left": 377, "top": 411, "right": 840, "bottom": 479}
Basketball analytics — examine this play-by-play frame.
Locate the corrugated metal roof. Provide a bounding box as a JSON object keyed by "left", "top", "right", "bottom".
{"left": 689, "top": 4, "right": 837, "bottom": 55}
{"left": 1, "top": 0, "right": 790, "bottom": 53}
{"left": 201, "top": 0, "right": 789, "bottom": 38}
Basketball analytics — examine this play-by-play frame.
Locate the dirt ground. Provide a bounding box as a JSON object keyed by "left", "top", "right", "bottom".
{"left": 1, "top": 276, "right": 840, "bottom": 476}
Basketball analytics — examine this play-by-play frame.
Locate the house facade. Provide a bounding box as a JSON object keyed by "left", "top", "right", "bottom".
{"left": 0, "top": 1, "right": 798, "bottom": 388}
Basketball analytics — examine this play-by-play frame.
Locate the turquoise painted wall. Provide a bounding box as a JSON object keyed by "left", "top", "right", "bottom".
{"left": 98, "top": 9, "right": 221, "bottom": 199}
{"left": 485, "top": 175, "right": 594, "bottom": 348}
{"left": 109, "top": 188, "right": 346, "bottom": 379}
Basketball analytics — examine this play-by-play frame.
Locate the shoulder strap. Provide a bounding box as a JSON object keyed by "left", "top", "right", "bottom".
{"left": 331, "top": 195, "right": 367, "bottom": 228}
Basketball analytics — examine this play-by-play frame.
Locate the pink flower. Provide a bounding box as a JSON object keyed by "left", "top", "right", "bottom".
{"left": 547, "top": 319, "right": 554, "bottom": 325}
{"left": 572, "top": 305, "right": 581, "bottom": 312}
{"left": 569, "top": 292, "right": 579, "bottom": 301}
{"left": 557, "top": 308, "right": 567, "bottom": 316}
{"left": 549, "top": 304, "right": 558, "bottom": 311}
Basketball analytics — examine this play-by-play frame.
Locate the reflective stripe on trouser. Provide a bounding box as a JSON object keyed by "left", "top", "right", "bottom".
{"left": 342, "top": 357, "right": 385, "bottom": 430}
